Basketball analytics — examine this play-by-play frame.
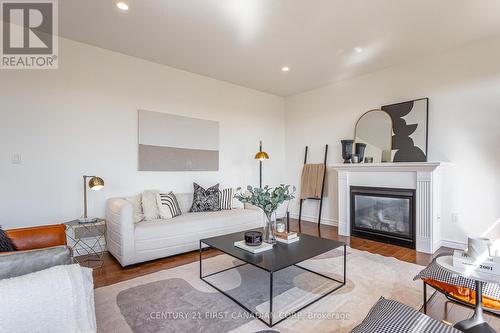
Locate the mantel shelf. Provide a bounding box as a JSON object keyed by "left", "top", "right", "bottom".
{"left": 328, "top": 161, "right": 448, "bottom": 172}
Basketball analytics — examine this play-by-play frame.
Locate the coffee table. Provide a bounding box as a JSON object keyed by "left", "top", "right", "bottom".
{"left": 199, "top": 229, "right": 346, "bottom": 327}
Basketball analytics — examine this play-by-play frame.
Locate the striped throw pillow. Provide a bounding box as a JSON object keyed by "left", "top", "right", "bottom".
{"left": 157, "top": 192, "right": 182, "bottom": 220}
{"left": 219, "top": 188, "right": 233, "bottom": 210}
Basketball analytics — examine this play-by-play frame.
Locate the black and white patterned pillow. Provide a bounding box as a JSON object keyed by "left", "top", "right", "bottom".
{"left": 189, "top": 183, "right": 220, "bottom": 213}
{"left": 219, "top": 188, "right": 233, "bottom": 210}
{"left": 157, "top": 192, "right": 182, "bottom": 220}
{"left": 0, "top": 227, "right": 17, "bottom": 252}
{"left": 350, "top": 297, "right": 461, "bottom": 333}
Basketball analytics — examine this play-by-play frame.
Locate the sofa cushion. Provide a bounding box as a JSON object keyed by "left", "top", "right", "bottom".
{"left": 349, "top": 297, "right": 460, "bottom": 333}
{"left": 126, "top": 194, "right": 144, "bottom": 223}
{"left": 157, "top": 192, "right": 182, "bottom": 220}
{"left": 175, "top": 193, "right": 193, "bottom": 214}
{"left": 189, "top": 183, "right": 220, "bottom": 212}
{"left": 142, "top": 190, "right": 160, "bottom": 220}
{"left": 219, "top": 188, "right": 233, "bottom": 210}
{"left": 135, "top": 209, "right": 261, "bottom": 250}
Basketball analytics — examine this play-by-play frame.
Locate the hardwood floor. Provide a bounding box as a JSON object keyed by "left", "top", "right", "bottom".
{"left": 90, "top": 220, "right": 499, "bottom": 330}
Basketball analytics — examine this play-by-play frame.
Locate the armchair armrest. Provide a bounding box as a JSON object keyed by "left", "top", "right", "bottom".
{"left": 0, "top": 245, "right": 72, "bottom": 280}
{"left": 6, "top": 224, "right": 66, "bottom": 251}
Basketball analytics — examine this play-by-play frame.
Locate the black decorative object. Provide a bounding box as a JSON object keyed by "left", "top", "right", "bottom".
{"left": 381, "top": 98, "right": 429, "bottom": 162}
{"left": 364, "top": 157, "right": 373, "bottom": 163}
{"left": 0, "top": 227, "right": 17, "bottom": 252}
{"left": 244, "top": 231, "right": 263, "bottom": 246}
{"left": 355, "top": 143, "right": 366, "bottom": 163}
{"left": 341, "top": 140, "right": 354, "bottom": 163}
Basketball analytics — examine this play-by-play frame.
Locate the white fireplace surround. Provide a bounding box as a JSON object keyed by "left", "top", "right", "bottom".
{"left": 330, "top": 162, "right": 445, "bottom": 254}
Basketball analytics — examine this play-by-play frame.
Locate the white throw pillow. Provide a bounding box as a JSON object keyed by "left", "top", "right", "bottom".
{"left": 232, "top": 188, "right": 244, "bottom": 209}
{"left": 157, "top": 192, "right": 182, "bottom": 220}
{"left": 142, "top": 190, "right": 160, "bottom": 220}
{"left": 126, "top": 194, "right": 144, "bottom": 223}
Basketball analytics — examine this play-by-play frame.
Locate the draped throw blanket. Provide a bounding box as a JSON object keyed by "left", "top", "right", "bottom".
{"left": 0, "top": 264, "right": 96, "bottom": 333}
{"left": 300, "top": 163, "right": 326, "bottom": 199}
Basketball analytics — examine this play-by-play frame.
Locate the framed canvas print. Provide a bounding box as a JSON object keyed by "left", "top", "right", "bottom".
{"left": 138, "top": 110, "right": 220, "bottom": 171}
{"left": 381, "top": 98, "right": 429, "bottom": 162}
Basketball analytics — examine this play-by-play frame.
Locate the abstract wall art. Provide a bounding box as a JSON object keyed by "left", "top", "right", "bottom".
{"left": 138, "top": 110, "right": 219, "bottom": 171}
{"left": 381, "top": 98, "right": 429, "bottom": 162}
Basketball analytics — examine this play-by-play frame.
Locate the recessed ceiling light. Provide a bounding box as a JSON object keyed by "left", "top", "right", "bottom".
{"left": 116, "top": 2, "right": 129, "bottom": 11}
{"left": 281, "top": 66, "right": 290, "bottom": 72}
{"left": 354, "top": 47, "right": 363, "bottom": 53}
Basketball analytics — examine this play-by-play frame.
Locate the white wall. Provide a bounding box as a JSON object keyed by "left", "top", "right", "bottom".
{"left": 285, "top": 36, "right": 500, "bottom": 245}
{"left": 0, "top": 38, "right": 285, "bottom": 228}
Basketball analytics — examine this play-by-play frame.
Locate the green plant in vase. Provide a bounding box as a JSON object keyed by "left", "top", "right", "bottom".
{"left": 235, "top": 185, "right": 296, "bottom": 244}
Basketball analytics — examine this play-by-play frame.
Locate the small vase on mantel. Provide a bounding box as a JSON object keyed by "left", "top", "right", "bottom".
{"left": 264, "top": 212, "right": 277, "bottom": 245}
{"left": 341, "top": 140, "right": 354, "bottom": 163}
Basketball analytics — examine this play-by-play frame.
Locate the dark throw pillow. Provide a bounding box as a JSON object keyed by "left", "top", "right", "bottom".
{"left": 190, "top": 183, "right": 220, "bottom": 213}
{"left": 0, "top": 227, "right": 17, "bottom": 252}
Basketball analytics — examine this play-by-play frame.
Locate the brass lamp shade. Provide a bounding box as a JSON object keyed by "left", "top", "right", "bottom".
{"left": 254, "top": 151, "right": 269, "bottom": 161}
{"left": 88, "top": 176, "right": 104, "bottom": 191}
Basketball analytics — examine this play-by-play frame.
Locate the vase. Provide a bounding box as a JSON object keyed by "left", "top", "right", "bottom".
{"left": 341, "top": 140, "right": 354, "bottom": 163}
{"left": 264, "top": 212, "right": 277, "bottom": 244}
{"left": 355, "top": 143, "right": 367, "bottom": 163}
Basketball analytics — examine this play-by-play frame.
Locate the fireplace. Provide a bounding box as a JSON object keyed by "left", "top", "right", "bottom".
{"left": 350, "top": 186, "right": 415, "bottom": 249}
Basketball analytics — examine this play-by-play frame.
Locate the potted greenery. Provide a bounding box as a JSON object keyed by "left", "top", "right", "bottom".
{"left": 235, "top": 185, "right": 296, "bottom": 244}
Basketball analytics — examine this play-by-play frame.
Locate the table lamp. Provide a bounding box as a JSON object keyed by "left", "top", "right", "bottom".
{"left": 79, "top": 175, "right": 105, "bottom": 223}
{"left": 254, "top": 141, "right": 269, "bottom": 188}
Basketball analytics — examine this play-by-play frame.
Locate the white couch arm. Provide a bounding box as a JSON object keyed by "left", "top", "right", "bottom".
{"left": 106, "top": 198, "right": 136, "bottom": 267}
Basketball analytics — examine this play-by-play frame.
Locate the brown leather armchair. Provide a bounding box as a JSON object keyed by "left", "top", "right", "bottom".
{"left": 0, "top": 224, "right": 71, "bottom": 280}
{"left": 3, "top": 224, "right": 67, "bottom": 253}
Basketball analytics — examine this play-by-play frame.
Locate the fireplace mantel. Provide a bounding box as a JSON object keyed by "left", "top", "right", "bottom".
{"left": 329, "top": 162, "right": 447, "bottom": 254}
{"left": 329, "top": 162, "right": 443, "bottom": 172}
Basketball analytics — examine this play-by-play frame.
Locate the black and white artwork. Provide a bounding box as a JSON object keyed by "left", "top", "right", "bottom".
{"left": 381, "top": 98, "right": 428, "bottom": 162}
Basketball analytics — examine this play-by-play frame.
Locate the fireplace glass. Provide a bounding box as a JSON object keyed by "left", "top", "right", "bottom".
{"left": 351, "top": 186, "right": 415, "bottom": 248}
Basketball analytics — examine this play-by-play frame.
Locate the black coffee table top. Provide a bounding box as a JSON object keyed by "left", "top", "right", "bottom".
{"left": 201, "top": 228, "right": 345, "bottom": 272}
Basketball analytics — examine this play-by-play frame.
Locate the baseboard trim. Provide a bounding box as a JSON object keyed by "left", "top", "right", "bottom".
{"left": 289, "top": 213, "right": 338, "bottom": 227}
{"left": 441, "top": 239, "right": 467, "bottom": 250}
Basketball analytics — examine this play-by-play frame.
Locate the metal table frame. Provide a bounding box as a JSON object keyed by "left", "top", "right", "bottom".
{"left": 64, "top": 219, "right": 106, "bottom": 268}
{"left": 199, "top": 240, "right": 346, "bottom": 327}
{"left": 435, "top": 255, "right": 499, "bottom": 333}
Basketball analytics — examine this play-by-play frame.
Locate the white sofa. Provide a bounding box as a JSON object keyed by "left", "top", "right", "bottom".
{"left": 106, "top": 193, "right": 265, "bottom": 267}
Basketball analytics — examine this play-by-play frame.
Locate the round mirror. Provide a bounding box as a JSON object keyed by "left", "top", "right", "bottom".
{"left": 355, "top": 110, "right": 393, "bottom": 163}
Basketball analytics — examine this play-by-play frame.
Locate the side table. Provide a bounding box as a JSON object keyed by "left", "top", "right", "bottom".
{"left": 436, "top": 255, "right": 500, "bottom": 333}
{"left": 64, "top": 219, "right": 106, "bottom": 268}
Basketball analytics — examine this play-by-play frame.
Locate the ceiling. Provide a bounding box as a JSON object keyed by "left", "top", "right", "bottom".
{"left": 59, "top": 0, "right": 500, "bottom": 96}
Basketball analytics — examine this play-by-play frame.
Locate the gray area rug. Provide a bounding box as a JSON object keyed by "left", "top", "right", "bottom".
{"left": 95, "top": 247, "right": 425, "bottom": 333}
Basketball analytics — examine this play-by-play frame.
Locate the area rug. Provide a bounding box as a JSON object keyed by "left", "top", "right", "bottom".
{"left": 95, "top": 247, "right": 425, "bottom": 333}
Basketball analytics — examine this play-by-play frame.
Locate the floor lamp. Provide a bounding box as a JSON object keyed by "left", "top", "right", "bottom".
{"left": 254, "top": 141, "right": 269, "bottom": 188}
